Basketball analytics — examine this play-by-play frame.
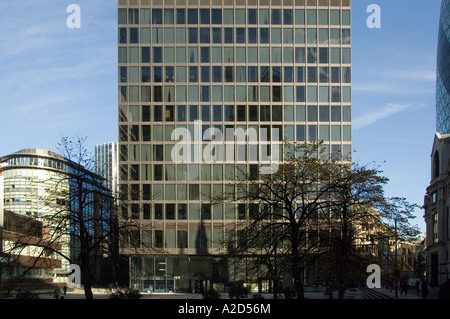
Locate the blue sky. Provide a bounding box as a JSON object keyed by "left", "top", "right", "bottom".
{"left": 0, "top": 1, "right": 443, "bottom": 233}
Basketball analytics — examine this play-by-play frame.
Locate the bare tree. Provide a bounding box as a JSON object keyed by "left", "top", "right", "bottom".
{"left": 225, "top": 142, "right": 404, "bottom": 299}
{"left": 226, "top": 142, "right": 346, "bottom": 299}
{"left": 1, "top": 136, "right": 138, "bottom": 299}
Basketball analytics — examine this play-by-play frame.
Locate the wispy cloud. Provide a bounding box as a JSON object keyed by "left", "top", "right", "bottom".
{"left": 352, "top": 63, "right": 437, "bottom": 95}
{"left": 353, "top": 103, "right": 426, "bottom": 130}
{"left": 0, "top": 1, "right": 117, "bottom": 155}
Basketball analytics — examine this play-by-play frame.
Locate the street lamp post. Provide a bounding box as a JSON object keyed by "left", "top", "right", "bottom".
{"left": 394, "top": 218, "right": 398, "bottom": 298}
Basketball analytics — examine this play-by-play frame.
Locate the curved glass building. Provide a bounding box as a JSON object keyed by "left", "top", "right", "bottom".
{"left": 436, "top": 0, "right": 450, "bottom": 134}
{"left": 0, "top": 149, "right": 114, "bottom": 287}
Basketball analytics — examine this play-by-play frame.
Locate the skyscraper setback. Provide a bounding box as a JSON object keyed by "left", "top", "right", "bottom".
{"left": 118, "top": 0, "right": 352, "bottom": 292}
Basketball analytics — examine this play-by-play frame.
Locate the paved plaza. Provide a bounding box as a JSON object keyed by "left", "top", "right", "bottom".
{"left": 27, "top": 286, "right": 439, "bottom": 300}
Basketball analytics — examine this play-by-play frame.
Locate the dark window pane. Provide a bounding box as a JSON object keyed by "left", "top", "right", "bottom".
{"left": 213, "top": 105, "right": 222, "bottom": 121}
{"left": 166, "top": 105, "right": 174, "bottom": 121}
{"left": 308, "top": 67, "right": 317, "bottom": 83}
{"left": 141, "top": 47, "right": 150, "bottom": 63}
{"left": 225, "top": 105, "right": 234, "bottom": 121}
{"left": 200, "top": 9, "right": 210, "bottom": 24}
{"left": 260, "top": 105, "right": 270, "bottom": 121}
{"left": 248, "top": 9, "right": 257, "bottom": 24}
{"left": 201, "top": 204, "right": 211, "bottom": 219}
{"left": 154, "top": 204, "right": 163, "bottom": 219}
{"left": 201, "top": 47, "right": 210, "bottom": 62}
{"left": 152, "top": 9, "right": 162, "bottom": 24}
{"left": 200, "top": 28, "right": 210, "bottom": 43}
{"left": 188, "top": 9, "right": 198, "bottom": 24}
{"left": 271, "top": 9, "right": 281, "bottom": 24}
{"left": 189, "top": 66, "right": 198, "bottom": 82}
{"left": 212, "top": 9, "right": 222, "bottom": 24}
{"left": 202, "top": 105, "right": 210, "bottom": 121}
{"left": 272, "top": 86, "right": 282, "bottom": 102}
{"left": 260, "top": 28, "right": 269, "bottom": 43}
{"left": 154, "top": 146, "right": 163, "bottom": 161}
{"left": 249, "top": 105, "right": 258, "bottom": 121}
{"left": 165, "top": 66, "right": 174, "bottom": 82}
{"left": 188, "top": 28, "right": 198, "bottom": 43}
{"left": 260, "top": 66, "right": 270, "bottom": 82}
{"left": 248, "top": 28, "right": 257, "bottom": 43}
{"left": 190, "top": 105, "right": 198, "bottom": 121}
{"left": 176, "top": 9, "right": 186, "bottom": 24}
{"left": 142, "top": 125, "right": 151, "bottom": 141}
{"left": 319, "top": 47, "right": 329, "bottom": 63}
{"left": 272, "top": 67, "right": 282, "bottom": 82}
{"left": 224, "top": 66, "right": 234, "bottom": 82}
{"left": 272, "top": 105, "right": 282, "bottom": 121}
{"left": 178, "top": 204, "right": 187, "bottom": 219}
{"left": 154, "top": 105, "right": 162, "bottom": 121}
{"left": 224, "top": 28, "right": 234, "bottom": 43}
{"left": 119, "top": 28, "right": 127, "bottom": 43}
{"left": 120, "top": 67, "right": 127, "bottom": 83}
{"left": 177, "top": 105, "right": 186, "bottom": 121}
{"left": 142, "top": 105, "right": 151, "bottom": 121}
{"left": 284, "top": 67, "right": 293, "bottom": 82}
{"left": 153, "top": 47, "right": 162, "bottom": 63}
{"left": 212, "top": 28, "right": 222, "bottom": 43}
{"left": 129, "top": 9, "right": 139, "bottom": 24}
{"left": 166, "top": 204, "right": 175, "bottom": 219}
{"left": 153, "top": 66, "right": 162, "bottom": 82}
{"left": 296, "top": 86, "right": 306, "bottom": 102}
{"left": 213, "top": 66, "right": 222, "bottom": 82}
{"left": 237, "top": 105, "right": 246, "bottom": 121}
{"left": 236, "top": 28, "right": 246, "bottom": 43}
{"left": 248, "top": 66, "right": 258, "bottom": 82}
{"left": 129, "top": 28, "right": 139, "bottom": 43}
{"left": 201, "top": 66, "right": 210, "bottom": 82}
{"left": 284, "top": 9, "right": 293, "bottom": 24}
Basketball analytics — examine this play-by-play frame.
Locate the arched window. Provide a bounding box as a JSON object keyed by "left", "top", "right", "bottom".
{"left": 434, "top": 151, "right": 440, "bottom": 179}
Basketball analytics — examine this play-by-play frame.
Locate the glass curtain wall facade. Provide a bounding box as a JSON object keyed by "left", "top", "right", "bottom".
{"left": 118, "top": 0, "right": 352, "bottom": 292}
{"left": 437, "top": 0, "right": 450, "bottom": 134}
{"left": 95, "top": 142, "right": 119, "bottom": 199}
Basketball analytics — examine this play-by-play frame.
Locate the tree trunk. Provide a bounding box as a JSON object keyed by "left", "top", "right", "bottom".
{"left": 291, "top": 254, "right": 305, "bottom": 299}
{"left": 81, "top": 257, "right": 94, "bottom": 299}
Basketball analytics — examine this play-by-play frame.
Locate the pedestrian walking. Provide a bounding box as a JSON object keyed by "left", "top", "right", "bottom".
{"left": 400, "top": 279, "right": 408, "bottom": 295}
{"left": 54, "top": 287, "right": 60, "bottom": 299}
{"left": 421, "top": 279, "right": 429, "bottom": 299}
{"left": 415, "top": 280, "right": 421, "bottom": 294}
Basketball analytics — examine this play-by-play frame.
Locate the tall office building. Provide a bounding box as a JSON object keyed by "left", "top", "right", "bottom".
{"left": 436, "top": 0, "right": 450, "bottom": 134}
{"left": 118, "top": 0, "right": 352, "bottom": 292}
{"left": 95, "top": 142, "right": 119, "bottom": 199}
{"left": 424, "top": 0, "right": 450, "bottom": 286}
